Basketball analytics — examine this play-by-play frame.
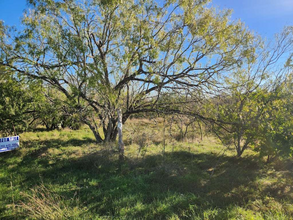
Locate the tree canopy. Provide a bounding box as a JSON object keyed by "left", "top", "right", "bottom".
{"left": 0, "top": 0, "right": 258, "bottom": 142}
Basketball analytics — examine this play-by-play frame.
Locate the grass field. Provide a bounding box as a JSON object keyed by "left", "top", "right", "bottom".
{"left": 1, "top": 119, "right": 293, "bottom": 219}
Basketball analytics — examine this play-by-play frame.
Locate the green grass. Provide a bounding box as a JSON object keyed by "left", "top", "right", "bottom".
{"left": 1, "top": 120, "right": 293, "bottom": 219}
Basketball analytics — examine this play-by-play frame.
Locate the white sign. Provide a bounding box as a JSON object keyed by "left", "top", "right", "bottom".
{"left": 0, "top": 136, "right": 19, "bottom": 153}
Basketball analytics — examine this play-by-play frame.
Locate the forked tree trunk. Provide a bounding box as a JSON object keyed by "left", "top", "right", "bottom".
{"left": 236, "top": 147, "right": 242, "bottom": 157}
{"left": 83, "top": 114, "right": 121, "bottom": 144}
{"left": 236, "top": 140, "right": 249, "bottom": 157}
{"left": 103, "top": 116, "right": 119, "bottom": 143}
{"left": 117, "top": 109, "right": 124, "bottom": 160}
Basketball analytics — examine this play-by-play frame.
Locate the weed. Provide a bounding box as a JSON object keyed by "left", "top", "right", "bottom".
{"left": 19, "top": 184, "right": 87, "bottom": 220}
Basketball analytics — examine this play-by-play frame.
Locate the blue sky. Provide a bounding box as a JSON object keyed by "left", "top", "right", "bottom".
{"left": 0, "top": 0, "right": 27, "bottom": 26}
{"left": 213, "top": 0, "right": 293, "bottom": 40}
{"left": 0, "top": 0, "right": 292, "bottom": 40}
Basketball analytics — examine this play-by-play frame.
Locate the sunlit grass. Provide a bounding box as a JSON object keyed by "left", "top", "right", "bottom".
{"left": 0, "top": 120, "right": 293, "bottom": 219}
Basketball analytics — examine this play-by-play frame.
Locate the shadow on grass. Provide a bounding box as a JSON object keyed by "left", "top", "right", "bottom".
{"left": 1, "top": 139, "right": 292, "bottom": 219}
{"left": 19, "top": 137, "right": 96, "bottom": 157}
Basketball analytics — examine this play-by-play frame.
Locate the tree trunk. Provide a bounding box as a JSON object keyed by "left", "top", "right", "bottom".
{"left": 110, "top": 128, "right": 118, "bottom": 142}
{"left": 104, "top": 119, "right": 113, "bottom": 142}
{"left": 104, "top": 119, "right": 118, "bottom": 142}
{"left": 90, "top": 126, "right": 103, "bottom": 143}
{"left": 117, "top": 109, "right": 124, "bottom": 160}
{"left": 236, "top": 142, "right": 249, "bottom": 157}
{"left": 83, "top": 113, "right": 122, "bottom": 144}
{"left": 236, "top": 127, "right": 244, "bottom": 157}
{"left": 237, "top": 148, "right": 242, "bottom": 157}
{"left": 83, "top": 120, "right": 103, "bottom": 143}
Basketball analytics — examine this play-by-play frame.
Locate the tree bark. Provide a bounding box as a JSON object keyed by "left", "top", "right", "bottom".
{"left": 84, "top": 120, "right": 103, "bottom": 143}
{"left": 117, "top": 109, "right": 124, "bottom": 160}
{"left": 105, "top": 118, "right": 113, "bottom": 143}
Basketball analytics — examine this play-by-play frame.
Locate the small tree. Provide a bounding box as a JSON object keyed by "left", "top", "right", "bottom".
{"left": 211, "top": 71, "right": 266, "bottom": 157}
{"left": 258, "top": 74, "right": 293, "bottom": 161}
{"left": 211, "top": 28, "right": 293, "bottom": 157}
{"left": 0, "top": 66, "right": 43, "bottom": 135}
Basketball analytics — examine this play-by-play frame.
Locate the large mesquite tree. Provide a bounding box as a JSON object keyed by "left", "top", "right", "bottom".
{"left": 0, "top": 0, "right": 257, "bottom": 143}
